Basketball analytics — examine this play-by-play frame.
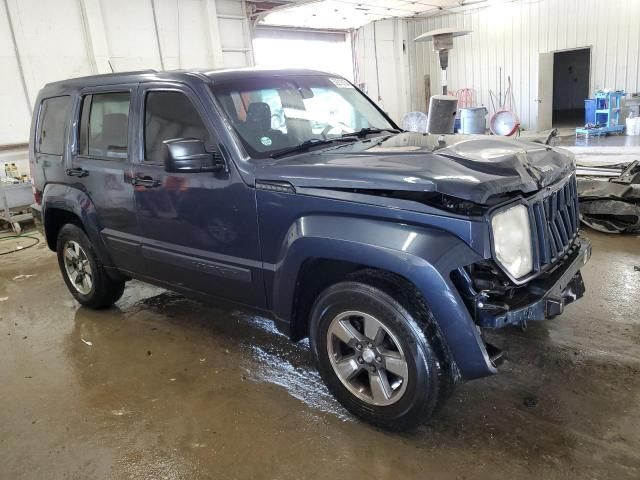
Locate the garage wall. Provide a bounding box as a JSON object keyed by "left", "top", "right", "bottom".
{"left": 356, "top": 0, "right": 640, "bottom": 131}
{"left": 353, "top": 18, "right": 410, "bottom": 124}
{"left": 0, "top": 0, "right": 253, "bottom": 145}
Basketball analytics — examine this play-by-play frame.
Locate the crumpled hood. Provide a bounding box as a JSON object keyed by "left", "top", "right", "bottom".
{"left": 255, "top": 133, "right": 575, "bottom": 204}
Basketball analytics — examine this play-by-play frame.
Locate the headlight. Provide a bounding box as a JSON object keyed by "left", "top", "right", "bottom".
{"left": 491, "top": 204, "right": 533, "bottom": 278}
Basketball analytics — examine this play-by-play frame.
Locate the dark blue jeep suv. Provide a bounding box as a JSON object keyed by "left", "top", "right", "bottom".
{"left": 29, "top": 68, "right": 591, "bottom": 429}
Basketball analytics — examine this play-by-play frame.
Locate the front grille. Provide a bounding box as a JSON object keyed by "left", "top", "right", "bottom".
{"left": 531, "top": 174, "right": 580, "bottom": 268}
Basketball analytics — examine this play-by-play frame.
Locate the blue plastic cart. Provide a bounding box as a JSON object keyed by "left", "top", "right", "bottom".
{"left": 576, "top": 91, "right": 625, "bottom": 136}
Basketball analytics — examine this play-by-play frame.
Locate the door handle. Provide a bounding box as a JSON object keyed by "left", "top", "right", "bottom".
{"left": 65, "top": 167, "right": 89, "bottom": 177}
{"left": 131, "top": 176, "right": 161, "bottom": 188}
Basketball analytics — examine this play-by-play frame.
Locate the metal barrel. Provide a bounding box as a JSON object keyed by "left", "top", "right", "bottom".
{"left": 426, "top": 95, "right": 458, "bottom": 134}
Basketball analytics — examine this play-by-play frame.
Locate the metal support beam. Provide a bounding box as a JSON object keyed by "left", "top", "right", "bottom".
{"left": 150, "top": 0, "right": 165, "bottom": 70}
{"left": 2, "top": 0, "right": 32, "bottom": 112}
{"left": 251, "top": 0, "right": 321, "bottom": 23}
{"left": 241, "top": 0, "right": 255, "bottom": 66}
{"left": 78, "top": 0, "right": 113, "bottom": 73}
{"left": 205, "top": 0, "right": 224, "bottom": 68}
{"left": 77, "top": 0, "right": 98, "bottom": 73}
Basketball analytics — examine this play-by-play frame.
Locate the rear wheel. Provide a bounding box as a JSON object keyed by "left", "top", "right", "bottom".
{"left": 56, "top": 224, "right": 125, "bottom": 309}
{"left": 309, "top": 280, "right": 450, "bottom": 430}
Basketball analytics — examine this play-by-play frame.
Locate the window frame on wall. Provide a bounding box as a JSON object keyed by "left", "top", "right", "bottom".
{"left": 36, "top": 95, "right": 72, "bottom": 156}
{"left": 75, "top": 88, "right": 133, "bottom": 161}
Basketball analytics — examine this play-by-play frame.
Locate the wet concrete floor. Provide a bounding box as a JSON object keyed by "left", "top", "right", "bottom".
{"left": 1, "top": 229, "right": 639, "bottom": 479}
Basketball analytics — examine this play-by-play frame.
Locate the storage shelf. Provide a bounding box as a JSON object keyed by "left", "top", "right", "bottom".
{"left": 580, "top": 91, "right": 626, "bottom": 135}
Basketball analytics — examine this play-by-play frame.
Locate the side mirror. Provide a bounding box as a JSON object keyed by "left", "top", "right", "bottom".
{"left": 162, "top": 138, "right": 225, "bottom": 173}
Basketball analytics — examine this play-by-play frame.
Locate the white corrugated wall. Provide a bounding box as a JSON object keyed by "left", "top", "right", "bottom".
{"left": 357, "top": 0, "right": 640, "bottom": 131}
{"left": 353, "top": 18, "right": 410, "bottom": 124}
{"left": 0, "top": 0, "right": 254, "bottom": 145}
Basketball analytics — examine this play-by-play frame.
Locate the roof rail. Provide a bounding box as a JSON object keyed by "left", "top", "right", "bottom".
{"left": 45, "top": 69, "right": 158, "bottom": 87}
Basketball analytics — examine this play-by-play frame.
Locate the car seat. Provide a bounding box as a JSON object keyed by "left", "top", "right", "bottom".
{"left": 244, "top": 102, "right": 286, "bottom": 151}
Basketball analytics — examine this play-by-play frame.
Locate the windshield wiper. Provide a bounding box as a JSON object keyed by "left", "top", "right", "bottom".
{"left": 270, "top": 137, "right": 356, "bottom": 159}
{"left": 340, "top": 127, "right": 401, "bottom": 138}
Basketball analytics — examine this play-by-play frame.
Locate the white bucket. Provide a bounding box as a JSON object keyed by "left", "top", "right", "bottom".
{"left": 460, "top": 107, "right": 488, "bottom": 134}
{"left": 626, "top": 116, "right": 640, "bottom": 135}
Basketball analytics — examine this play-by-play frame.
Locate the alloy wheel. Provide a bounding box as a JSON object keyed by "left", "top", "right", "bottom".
{"left": 326, "top": 310, "right": 409, "bottom": 406}
{"left": 62, "top": 240, "right": 93, "bottom": 295}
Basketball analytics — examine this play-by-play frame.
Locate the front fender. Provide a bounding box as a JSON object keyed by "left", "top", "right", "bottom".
{"left": 42, "top": 183, "right": 116, "bottom": 268}
{"left": 270, "top": 215, "right": 495, "bottom": 380}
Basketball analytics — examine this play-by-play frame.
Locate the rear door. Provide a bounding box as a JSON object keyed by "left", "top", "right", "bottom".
{"left": 69, "top": 85, "right": 142, "bottom": 271}
{"left": 131, "top": 82, "right": 265, "bottom": 306}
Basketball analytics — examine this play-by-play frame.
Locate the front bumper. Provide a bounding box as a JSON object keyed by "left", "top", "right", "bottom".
{"left": 475, "top": 236, "right": 591, "bottom": 328}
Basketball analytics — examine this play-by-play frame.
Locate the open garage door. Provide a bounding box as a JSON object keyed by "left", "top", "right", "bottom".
{"left": 253, "top": 27, "right": 353, "bottom": 80}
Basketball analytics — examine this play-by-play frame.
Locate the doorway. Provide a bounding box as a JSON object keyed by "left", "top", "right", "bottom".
{"left": 552, "top": 48, "right": 591, "bottom": 127}
{"left": 253, "top": 27, "right": 353, "bottom": 80}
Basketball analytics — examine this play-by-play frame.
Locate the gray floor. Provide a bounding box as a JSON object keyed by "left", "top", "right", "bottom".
{"left": 556, "top": 131, "right": 640, "bottom": 148}
{"left": 1, "top": 228, "right": 639, "bottom": 479}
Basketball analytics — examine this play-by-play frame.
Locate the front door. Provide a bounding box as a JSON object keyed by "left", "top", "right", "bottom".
{"left": 536, "top": 52, "right": 554, "bottom": 131}
{"left": 69, "top": 86, "right": 141, "bottom": 271}
{"left": 132, "top": 83, "right": 265, "bottom": 306}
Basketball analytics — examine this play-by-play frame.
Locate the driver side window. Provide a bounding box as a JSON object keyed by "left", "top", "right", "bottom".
{"left": 144, "top": 90, "right": 211, "bottom": 164}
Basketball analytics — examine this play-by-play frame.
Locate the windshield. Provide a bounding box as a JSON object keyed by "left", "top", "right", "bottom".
{"left": 211, "top": 74, "right": 396, "bottom": 158}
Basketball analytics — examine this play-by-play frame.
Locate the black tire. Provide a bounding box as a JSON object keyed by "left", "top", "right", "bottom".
{"left": 309, "top": 279, "right": 450, "bottom": 430}
{"left": 56, "top": 224, "right": 125, "bottom": 309}
{"left": 348, "top": 269, "right": 457, "bottom": 416}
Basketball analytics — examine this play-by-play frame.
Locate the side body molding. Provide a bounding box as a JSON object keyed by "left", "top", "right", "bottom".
{"left": 269, "top": 215, "right": 496, "bottom": 380}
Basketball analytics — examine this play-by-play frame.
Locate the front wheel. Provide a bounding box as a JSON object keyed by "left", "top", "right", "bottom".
{"left": 56, "top": 224, "right": 125, "bottom": 309}
{"left": 309, "top": 281, "right": 448, "bottom": 430}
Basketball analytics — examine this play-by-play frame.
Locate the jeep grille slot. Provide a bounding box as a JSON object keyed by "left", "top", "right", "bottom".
{"left": 532, "top": 174, "right": 580, "bottom": 266}
{"left": 255, "top": 180, "right": 296, "bottom": 193}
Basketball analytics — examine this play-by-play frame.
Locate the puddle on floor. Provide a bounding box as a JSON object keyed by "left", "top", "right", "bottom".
{"left": 246, "top": 345, "right": 352, "bottom": 422}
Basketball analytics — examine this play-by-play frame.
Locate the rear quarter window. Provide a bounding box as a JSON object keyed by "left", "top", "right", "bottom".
{"left": 37, "top": 96, "right": 71, "bottom": 155}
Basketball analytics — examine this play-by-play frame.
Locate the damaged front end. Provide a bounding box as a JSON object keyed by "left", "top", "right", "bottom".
{"left": 452, "top": 173, "right": 592, "bottom": 334}
{"left": 452, "top": 238, "right": 590, "bottom": 330}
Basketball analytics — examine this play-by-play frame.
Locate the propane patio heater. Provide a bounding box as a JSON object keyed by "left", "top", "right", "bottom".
{"left": 415, "top": 27, "right": 471, "bottom": 96}
{"left": 415, "top": 27, "right": 471, "bottom": 134}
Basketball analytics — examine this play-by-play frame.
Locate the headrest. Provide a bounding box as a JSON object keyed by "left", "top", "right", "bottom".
{"left": 246, "top": 102, "right": 272, "bottom": 131}
{"left": 101, "top": 113, "right": 128, "bottom": 145}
